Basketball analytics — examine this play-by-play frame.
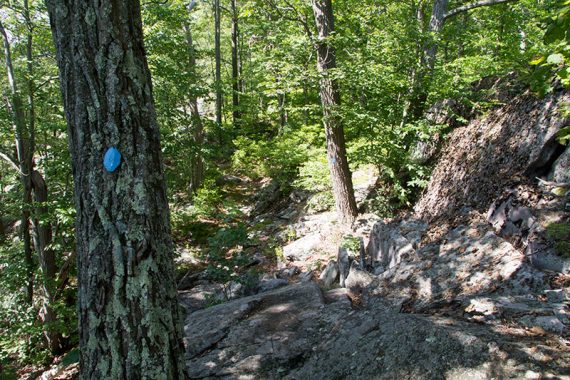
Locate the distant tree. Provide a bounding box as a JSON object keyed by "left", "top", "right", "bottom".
{"left": 45, "top": 0, "right": 187, "bottom": 377}
{"left": 403, "top": 0, "right": 520, "bottom": 123}
{"left": 231, "top": 0, "right": 241, "bottom": 127}
{"left": 214, "top": 0, "right": 223, "bottom": 129}
{"left": 184, "top": 1, "right": 205, "bottom": 194}
{"left": 0, "top": 0, "right": 61, "bottom": 353}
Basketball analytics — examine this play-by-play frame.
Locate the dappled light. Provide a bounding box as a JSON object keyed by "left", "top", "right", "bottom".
{"left": 0, "top": 0, "right": 569, "bottom": 378}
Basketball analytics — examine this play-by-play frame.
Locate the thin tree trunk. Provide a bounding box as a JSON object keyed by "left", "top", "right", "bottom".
{"left": 231, "top": 0, "right": 241, "bottom": 127}
{"left": 408, "top": 0, "right": 448, "bottom": 121}
{"left": 45, "top": 1, "right": 188, "bottom": 378}
{"left": 183, "top": 19, "right": 205, "bottom": 195}
{"left": 214, "top": 0, "right": 223, "bottom": 131}
{"left": 312, "top": 0, "right": 358, "bottom": 225}
{"left": 406, "top": 0, "right": 519, "bottom": 121}
{"left": 30, "top": 170, "right": 61, "bottom": 353}
{"left": 0, "top": 18, "right": 35, "bottom": 305}
{"left": 23, "top": 0, "right": 62, "bottom": 353}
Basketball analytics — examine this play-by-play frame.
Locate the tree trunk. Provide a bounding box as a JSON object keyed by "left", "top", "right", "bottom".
{"left": 312, "top": 0, "right": 358, "bottom": 225}
{"left": 407, "top": 0, "right": 448, "bottom": 121}
{"left": 214, "top": 0, "right": 223, "bottom": 130}
{"left": 183, "top": 20, "right": 205, "bottom": 195}
{"left": 0, "top": 18, "right": 35, "bottom": 305}
{"left": 45, "top": 1, "right": 188, "bottom": 378}
{"left": 30, "top": 170, "right": 61, "bottom": 353}
{"left": 231, "top": 0, "right": 241, "bottom": 127}
{"left": 406, "top": 0, "right": 519, "bottom": 121}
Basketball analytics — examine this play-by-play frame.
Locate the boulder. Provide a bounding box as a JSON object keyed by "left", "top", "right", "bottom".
{"left": 527, "top": 241, "right": 570, "bottom": 274}
{"left": 345, "top": 261, "right": 374, "bottom": 290}
{"left": 283, "top": 233, "right": 321, "bottom": 262}
{"left": 319, "top": 260, "right": 339, "bottom": 288}
{"left": 184, "top": 283, "right": 325, "bottom": 379}
{"left": 549, "top": 146, "right": 570, "bottom": 183}
{"left": 252, "top": 180, "right": 281, "bottom": 215}
{"left": 367, "top": 219, "right": 426, "bottom": 271}
{"left": 258, "top": 278, "right": 289, "bottom": 293}
{"left": 338, "top": 236, "right": 365, "bottom": 287}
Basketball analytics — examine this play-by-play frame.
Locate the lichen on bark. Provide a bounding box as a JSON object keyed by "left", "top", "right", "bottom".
{"left": 45, "top": 0, "right": 188, "bottom": 378}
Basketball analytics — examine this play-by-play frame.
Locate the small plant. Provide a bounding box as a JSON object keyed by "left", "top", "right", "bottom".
{"left": 340, "top": 235, "right": 361, "bottom": 253}
{"left": 546, "top": 222, "right": 570, "bottom": 257}
{"left": 203, "top": 224, "right": 260, "bottom": 297}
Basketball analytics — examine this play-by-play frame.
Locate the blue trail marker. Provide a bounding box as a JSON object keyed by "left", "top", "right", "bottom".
{"left": 103, "top": 147, "right": 121, "bottom": 173}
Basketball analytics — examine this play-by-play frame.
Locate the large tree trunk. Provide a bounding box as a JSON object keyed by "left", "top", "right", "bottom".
{"left": 45, "top": 1, "right": 187, "bottom": 378}
{"left": 231, "top": 0, "right": 241, "bottom": 127}
{"left": 183, "top": 18, "right": 205, "bottom": 195}
{"left": 312, "top": 0, "right": 358, "bottom": 225}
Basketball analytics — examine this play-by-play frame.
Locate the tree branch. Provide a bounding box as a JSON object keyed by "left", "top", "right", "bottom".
{"left": 0, "top": 147, "right": 21, "bottom": 173}
{"left": 444, "top": 0, "right": 519, "bottom": 20}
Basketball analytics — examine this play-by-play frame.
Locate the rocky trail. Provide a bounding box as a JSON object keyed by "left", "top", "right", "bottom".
{"left": 178, "top": 87, "right": 570, "bottom": 379}
{"left": 32, "top": 85, "right": 569, "bottom": 380}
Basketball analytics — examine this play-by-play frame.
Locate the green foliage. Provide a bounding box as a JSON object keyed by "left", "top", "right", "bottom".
{"left": 203, "top": 224, "right": 258, "bottom": 293}
{"left": 530, "top": 0, "right": 570, "bottom": 125}
{"left": 0, "top": 242, "right": 47, "bottom": 365}
{"left": 232, "top": 128, "right": 312, "bottom": 187}
{"left": 546, "top": 222, "right": 570, "bottom": 257}
{"left": 340, "top": 235, "right": 361, "bottom": 252}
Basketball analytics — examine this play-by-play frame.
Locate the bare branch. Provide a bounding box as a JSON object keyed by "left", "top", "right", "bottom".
{"left": 444, "top": 0, "right": 519, "bottom": 20}
{"left": 0, "top": 147, "right": 21, "bottom": 173}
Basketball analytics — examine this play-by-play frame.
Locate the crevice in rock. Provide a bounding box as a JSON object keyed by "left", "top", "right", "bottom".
{"left": 527, "top": 142, "right": 566, "bottom": 178}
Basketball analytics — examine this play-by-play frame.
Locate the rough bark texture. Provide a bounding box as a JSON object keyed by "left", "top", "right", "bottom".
{"left": 45, "top": 1, "right": 187, "bottom": 378}
{"left": 312, "top": 0, "right": 358, "bottom": 225}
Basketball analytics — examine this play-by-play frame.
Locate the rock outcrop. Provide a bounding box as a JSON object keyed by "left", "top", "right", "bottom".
{"left": 415, "top": 88, "right": 569, "bottom": 223}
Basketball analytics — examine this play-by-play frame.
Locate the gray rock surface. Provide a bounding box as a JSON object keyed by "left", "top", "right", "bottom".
{"left": 345, "top": 261, "right": 373, "bottom": 290}
{"left": 367, "top": 219, "right": 426, "bottom": 270}
{"left": 183, "top": 283, "right": 569, "bottom": 379}
{"left": 184, "top": 283, "right": 326, "bottom": 379}
{"left": 528, "top": 241, "right": 570, "bottom": 274}
{"left": 283, "top": 233, "right": 321, "bottom": 262}
{"left": 549, "top": 146, "right": 570, "bottom": 183}
{"left": 319, "top": 260, "right": 339, "bottom": 288}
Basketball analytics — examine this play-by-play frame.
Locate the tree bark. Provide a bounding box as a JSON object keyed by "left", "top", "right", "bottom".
{"left": 214, "top": 0, "right": 223, "bottom": 129}
{"left": 30, "top": 170, "right": 61, "bottom": 353}
{"left": 231, "top": 0, "right": 241, "bottom": 127}
{"left": 45, "top": 1, "right": 187, "bottom": 378}
{"left": 312, "top": 0, "right": 358, "bottom": 225}
{"left": 183, "top": 18, "right": 205, "bottom": 195}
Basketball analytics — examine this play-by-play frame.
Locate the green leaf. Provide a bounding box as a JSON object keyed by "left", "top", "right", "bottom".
{"left": 529, "top": 56, "right": 546, "bottom": 65}
{"left": 547, "top": 53, "right": 565, "bottom": 65}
